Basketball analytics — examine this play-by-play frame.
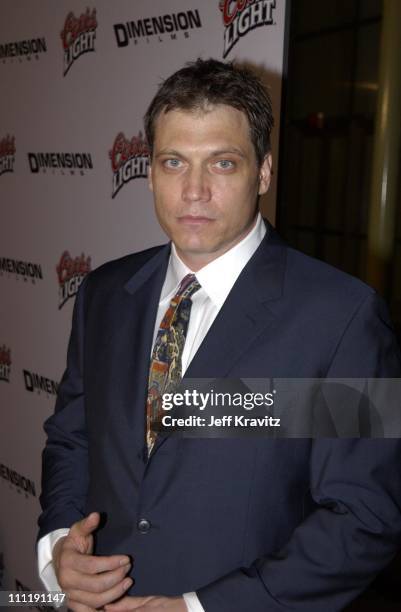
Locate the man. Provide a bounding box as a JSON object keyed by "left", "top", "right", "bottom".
{"left": 38, "top": 59, "right": 401, "bottom": 612}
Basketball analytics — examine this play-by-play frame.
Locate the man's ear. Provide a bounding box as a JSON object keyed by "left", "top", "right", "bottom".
{"left": 147, "top": 161, "right": 153, "bottom": 192}
{"left": 258, "top": 154, "right": 272, "bottom": 195}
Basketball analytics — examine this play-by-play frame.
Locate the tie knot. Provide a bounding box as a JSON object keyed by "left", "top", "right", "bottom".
{"left": 177, "top": 273, "right": 201, "bottom": 298}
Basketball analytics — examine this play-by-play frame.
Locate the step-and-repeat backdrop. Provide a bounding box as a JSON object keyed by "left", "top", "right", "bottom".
{"left": 0, "top": 0, "right": 287, "bottom": 602}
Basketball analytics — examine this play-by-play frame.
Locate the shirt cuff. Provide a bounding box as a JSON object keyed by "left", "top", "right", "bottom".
{"left": 183, "top": 592, "right": 206, "bottom": 612}
{"left": 37, "top": 529, "right": 70, "bottom": 593}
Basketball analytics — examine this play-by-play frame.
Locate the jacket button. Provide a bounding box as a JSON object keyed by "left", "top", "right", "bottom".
{"left": 137, "top": 518, "right": 151, "bottom": 533}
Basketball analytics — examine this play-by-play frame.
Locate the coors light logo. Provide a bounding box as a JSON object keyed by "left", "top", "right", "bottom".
{"left": 0, "top": 135, "right": 15, "bottom": 176}
{"left": 61, "top": 8, "right": 97, "bottom": 76}
{"left": 57, "top": 251, "right": 91, "bottom": 309}
{"left": 219, "top": 0, "right": 276, "bottom": 58}
{"left": 0, "top": 345, "right": 11, "bottom": 383}
{"left": 109, "top": 131, "right": 149, "bottom": 199}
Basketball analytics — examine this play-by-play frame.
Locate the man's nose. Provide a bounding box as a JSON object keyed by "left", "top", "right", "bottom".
{"left": 182, "top": 166, "right": 211, "bottom": 202}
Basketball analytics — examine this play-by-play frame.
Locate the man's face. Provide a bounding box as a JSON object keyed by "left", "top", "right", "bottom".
{"left": 148, "top": 104, "right": 272, "bottom": 271}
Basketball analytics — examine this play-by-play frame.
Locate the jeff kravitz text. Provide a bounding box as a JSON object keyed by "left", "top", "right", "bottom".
{"left": 162, "top": 414, "right": 281, "bottom": 428}
{"left": 160, "top": 388, "right": 280, "bottom": 429}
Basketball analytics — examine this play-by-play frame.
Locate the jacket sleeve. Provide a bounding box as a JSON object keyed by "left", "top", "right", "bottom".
{"left": 197, "top": 292, "right": 401, "bottom": 612}
{"left": 38, "top": 277, "right": 89, "bottom": 540}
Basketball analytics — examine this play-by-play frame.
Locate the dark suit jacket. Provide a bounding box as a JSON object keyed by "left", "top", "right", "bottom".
{"left": 39, "top": 222, "right": 401, "bottom": 611}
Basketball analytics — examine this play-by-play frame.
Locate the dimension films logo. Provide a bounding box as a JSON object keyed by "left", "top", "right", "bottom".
{"left": 0, "top": 37, "right": 47, "bottom": 63}
{"left": 113, "top": 9, "right": 202, "bottom": 48}
{"left": 0, "top": 135, "right": 15, "bottom": 176}
{"left": 28, "top": 152, "right": 93, "bottom": 175}
{"left": 109, "top": 132, "right": 149, "bottom": 198}
{"left": 0, "top": 257, "right": 43, "bottom": 283}
{"left": 0, "top": 346, "right": 11, "bottom": 383}
{"left": 57, "top": 251, "right": 91, "bottom": 309}
{"left": 0, "top": 463, "right": 36, "bottom": 498}
{"left": 219, "top": 0, "right": 276, "bottom": 58}
{"left": 23, "top": 369, "right": 59, "bottom": 397}
{"left": 61, "top": 8, "right": 97, "bottom": 76}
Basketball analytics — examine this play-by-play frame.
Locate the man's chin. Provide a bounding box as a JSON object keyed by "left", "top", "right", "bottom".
{"left": 175, "top": 242, "right": 213, "bottom": 256}
{"left": 172, "top": 240, "right": 219, "bottom": 266}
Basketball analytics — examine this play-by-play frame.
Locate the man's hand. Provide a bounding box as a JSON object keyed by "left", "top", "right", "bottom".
{"left": 105, "top": 596, "right": 187, "bottom": 611}
{"left": 53, "top": 512, "right": 133, "bottom": 611}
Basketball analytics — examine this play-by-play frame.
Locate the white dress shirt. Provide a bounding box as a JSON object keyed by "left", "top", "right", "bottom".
{"left": 38, "top": 213, "right": 267, "bottom": 611}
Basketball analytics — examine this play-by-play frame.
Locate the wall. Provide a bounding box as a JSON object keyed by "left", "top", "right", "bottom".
{"left": 0, "top": 0, "right": 287, "bottom": 604}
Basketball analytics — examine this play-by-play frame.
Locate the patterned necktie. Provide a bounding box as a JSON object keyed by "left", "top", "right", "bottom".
{"left": 146, "top": 273, "right": 201, "bottom": 454}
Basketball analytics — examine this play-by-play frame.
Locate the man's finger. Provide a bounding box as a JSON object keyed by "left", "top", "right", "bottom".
{"left": 61, "top": 562, "right": 131, "bottom": 593}
{"left": 105, "top": 596, "right": 187, "bottom": 611}
{"left": 61, "top": 549, "right": 131, "bottom": 575}
{"left": 70, "top": 512, "right": 101, "bottom": 537}
{"left": 67, "top": 577, "right": 133, "bottom": 609}
{"left": 105, "top": 596, "right": 155, "bottom": 611}
{"left": 67, "top": 599, "right": 96, "bottom": 612}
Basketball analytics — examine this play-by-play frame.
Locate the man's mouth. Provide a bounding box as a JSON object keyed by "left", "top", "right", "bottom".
{"left": 178, "top": 215, "right": 214, "bottom": 225}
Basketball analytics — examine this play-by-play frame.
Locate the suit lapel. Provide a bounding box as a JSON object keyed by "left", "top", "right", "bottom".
{"left": 185, "top": 224, "right": 286, "bottom": 379}
{"left": 119, "top": 245, "right": 170, "bottom": 451}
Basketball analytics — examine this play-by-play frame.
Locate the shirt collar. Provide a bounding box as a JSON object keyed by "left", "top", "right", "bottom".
{"left": 161, "top": 213, "right": 266, "bottom": 306}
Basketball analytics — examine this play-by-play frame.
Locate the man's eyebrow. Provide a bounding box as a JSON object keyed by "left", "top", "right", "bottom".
{"left": 155, "top": 148, "right": 246, "bottom": 158}
{"left": 155, "top": 149, "right": 182, "bottom": 158}
{"left": 210, "top": 148, "right": 246, "bottom": 158}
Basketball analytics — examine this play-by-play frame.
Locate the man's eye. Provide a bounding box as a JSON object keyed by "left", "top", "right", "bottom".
{"left": 164, "top": 159, "right": 182, "bottom": 169}
{"left": 215, "top": 159, "right": 235, "bottom": 170}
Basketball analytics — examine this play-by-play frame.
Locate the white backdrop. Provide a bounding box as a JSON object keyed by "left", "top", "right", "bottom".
{"left": 0, "top": 0, "right": 287, "bottom": 603}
